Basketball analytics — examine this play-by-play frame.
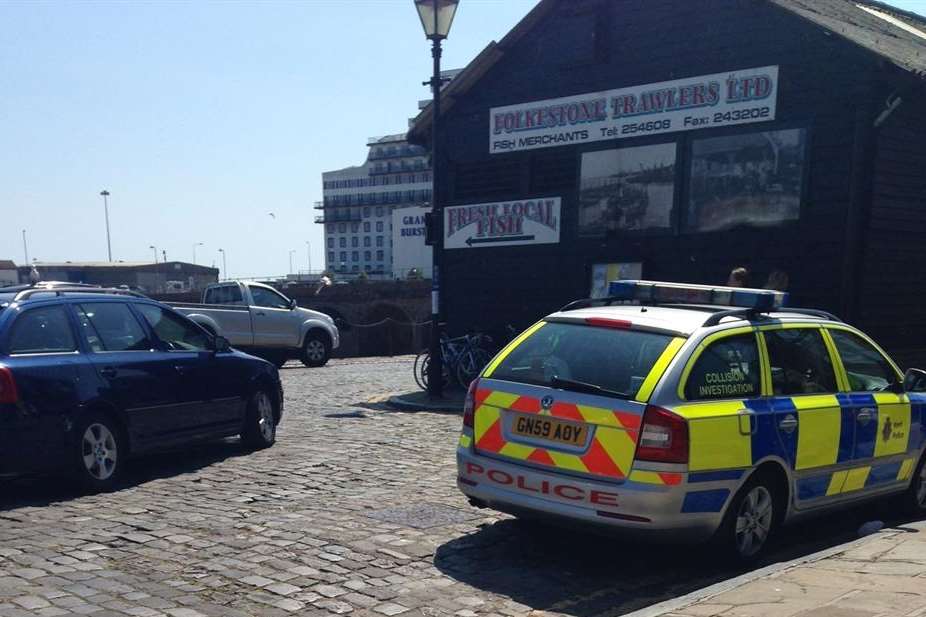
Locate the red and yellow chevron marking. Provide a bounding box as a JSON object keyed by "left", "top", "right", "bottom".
{"left": 472, "top": 388, "right": 640, "bottom": 480}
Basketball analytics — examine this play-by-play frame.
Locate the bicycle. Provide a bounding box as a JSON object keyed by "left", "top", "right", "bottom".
{"left": 413, "top": 331, "right": 494, "bottom": 391}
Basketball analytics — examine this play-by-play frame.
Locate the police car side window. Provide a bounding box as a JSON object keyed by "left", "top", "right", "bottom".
{"left": 829, "top": 330, "right": 897, "bottom": 392}
{"left": 763, "top": 328, "right": 837, "bottom": 396}
{"left": 685, "top": 334, "right": 761, "bottom": 401}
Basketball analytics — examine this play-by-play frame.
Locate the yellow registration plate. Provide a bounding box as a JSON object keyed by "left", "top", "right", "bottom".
{"left": 512, "top": 414, "right": 588, "bottom": 447}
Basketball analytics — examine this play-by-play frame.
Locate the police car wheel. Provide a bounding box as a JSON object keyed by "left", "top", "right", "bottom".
{"left": 242, "top": 389, "right": 277, "bottom": 449}
{"left": 903, "top": 454, "right": 926, "bottom": 513}
{"left": 720, "top": 475, "right": 778, "bottom": 561}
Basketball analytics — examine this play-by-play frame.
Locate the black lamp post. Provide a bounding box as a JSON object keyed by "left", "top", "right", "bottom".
{"left": 415, "top": 0, "right": 459, "bottom": 398}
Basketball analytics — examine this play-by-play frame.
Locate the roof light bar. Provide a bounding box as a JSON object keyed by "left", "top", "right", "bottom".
{"left": 607, "top": 280, "right": 788, "bottom": 311}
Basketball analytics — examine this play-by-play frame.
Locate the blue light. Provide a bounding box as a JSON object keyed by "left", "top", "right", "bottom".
{"left": 607, "top": 280, "right": 788, "bottom": 310}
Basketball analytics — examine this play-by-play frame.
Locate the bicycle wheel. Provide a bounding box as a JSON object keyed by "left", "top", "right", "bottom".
{"left": 456, "top": 348, "right": 493, "bottom": 389}
{"left": 413, "top": 350, "right": 429, "bottom": 391}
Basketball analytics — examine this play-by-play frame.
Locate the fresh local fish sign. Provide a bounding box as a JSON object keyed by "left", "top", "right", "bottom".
{"left": 489, "top": 65, "right": 778, "bottom": 153}
{"left": 444, "top": 197, "right": 561, "bottom": 249}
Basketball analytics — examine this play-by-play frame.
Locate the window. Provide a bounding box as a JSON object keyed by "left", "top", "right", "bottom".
{"left": 376, "top": 221, "right": 384, "bottom": 232}
{"left": 327, "top": 237, "right": 334, "bottom": 249}
{"left": 686, "top": 128, "right": 807, "bottom": 232}
{"left": 338, "top": 223, "right": 346, "bottom": 233}
{"left": 9, "top": 306, "right": 76, "bottom": 354}
{"left": 363, "top": 221, "right": 371, "bottom": 232}
{"left": 363, "top": 207, "right": 370, "bottom": 217}
{"left": 351, "top": 265, "right": 359, "bottom": 272}
{"left": 579, "top": 143, "right": 676, "bottom": 235}
{"left": 75, "top": 303, "right": 151, "bottom": 352}
{"left": 685, "top": 334, "right": 760, "bottom": 400}
{"left": 351, "top": 237, "right": 359, "bottom": 248}
{"left": 763, "top": 329, "right": 837, "bottom": 396}
{"left": 351, "top": 222, "right": 359, "bottom": 233}
{"left": 490, "top": 322, "right": 672, "bottom": 399}
{"left": 250, "top": 286, "right": 291, "bottom": 310}
{"left": 376, "top": 236, "right": 384, "bottom": 247}
{"left": 364, "top": 236, "right": 371, "bottom": 247}
{"left": 376, "top": 250, "right": 384, "bottom": 261}
{"left": 352, "top": 251, "right": 359, "bottom": 262}
{"left": 376, "top": 206, "right": 384, "bottom": 217}
{"left": 136, "top": 305, "right": 211, "bottom": 352}
{"left": 830, "top": 330, "right": 898, "bottom": 391}
{"left": 204, "top": 284, "right": 243, "bottom": 305}
{"left": 364, "top": 250, "right": 371, "bottom": 261}
{"left": 339, "top": 251, "right": 347, "bottom": 263}
{"left": 328, "top": 251, "right": 335, "bottom": 262}
{"left": 339, "top": 237, "right": 346, "bottom": 248}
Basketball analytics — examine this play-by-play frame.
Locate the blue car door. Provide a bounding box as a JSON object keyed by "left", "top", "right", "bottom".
{"left": 133, "top": 303, "right": 246, "bottom": 435}
{"left": 73, "top": 301, "right": 196, "bottom": 449}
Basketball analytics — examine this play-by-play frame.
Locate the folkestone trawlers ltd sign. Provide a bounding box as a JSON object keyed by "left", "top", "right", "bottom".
{"left": 489, "top": 66, "right": 778, "bottom": 154}
{"left": 444, "top": 197, "right": 561, "bottom": 249}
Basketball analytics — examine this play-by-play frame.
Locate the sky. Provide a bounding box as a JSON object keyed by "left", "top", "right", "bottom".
{"left": 2, "top": 0, "right": 924, "bottom": 279}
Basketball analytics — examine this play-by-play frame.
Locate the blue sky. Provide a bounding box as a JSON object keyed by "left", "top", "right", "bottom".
{"left": 2, "top": 0, "right": 924, "bottom": 278}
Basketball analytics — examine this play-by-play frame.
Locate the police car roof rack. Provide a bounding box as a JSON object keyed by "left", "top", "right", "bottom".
{"left": 559, "top": 296, "right": 628, "bottom": 312}
{"left": 702, "top": 307, "right": 841, "bottom": 327}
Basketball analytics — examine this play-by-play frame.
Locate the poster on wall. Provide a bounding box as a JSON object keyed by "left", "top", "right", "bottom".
{"left": 579, "top": 143, "right": 676, "bottom": 236}
{"left": 490, "top": 66, "right": 778, "bottom": 154}
{"left": 444, "top": 197, "right": 561, "bottom": 249}
{"left": 686, "top": 128, "right": 807, "bottom": 232}
{"left": 590, "top": 263, "right": 643, "bottom": 298}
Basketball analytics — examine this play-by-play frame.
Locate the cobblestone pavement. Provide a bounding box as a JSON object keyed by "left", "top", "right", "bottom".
{"left": 0, "top": 357, "right": 905, "bottom": 617}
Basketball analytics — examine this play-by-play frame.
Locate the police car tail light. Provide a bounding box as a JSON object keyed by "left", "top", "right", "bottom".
{"left": 636, "top": 405, "right": 688, "bottom": 464}
{"left": 463, "top": 378, "right": 479, "bottom": 429}
{"left": 0, "top": 367, "right": 18, "bottom": 405}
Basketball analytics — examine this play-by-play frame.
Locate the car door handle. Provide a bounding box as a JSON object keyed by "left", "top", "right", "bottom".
{"left": 857, "top": 408, "right": 875, "bottom": 424}
{"left": 174, "top": 365, "right": 190, "bottom": 375}
{"left": 255, "top": 311, "right": 266, "bottom": 316}
{"left": 779, "top": 414, "right": 798, "bottom": 433}
{"left": 100, "top": 367, "right": 118, "bottom": 379}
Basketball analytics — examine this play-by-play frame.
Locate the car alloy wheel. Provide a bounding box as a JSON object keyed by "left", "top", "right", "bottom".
{"left": 735, "top": 485, "right": 774, "bottom": 558}
{"left": 81, "top": 423, "right": 119, "bottom": 481}
{"left": 256, "top": 391, "right": 276, "bottom": 443}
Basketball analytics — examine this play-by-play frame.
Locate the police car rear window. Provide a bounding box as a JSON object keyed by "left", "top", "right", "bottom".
{"left": 490, "top": 322, "right": 672, "bottom": 399}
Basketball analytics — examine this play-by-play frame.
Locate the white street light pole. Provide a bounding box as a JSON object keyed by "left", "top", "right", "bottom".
{"left": 193, "top": 242, "right": 204, "bottom": 264}
{"left": 306, "top": 240, "right": 312, "bottom": 273}
{"left": 22, "top": 229, "right": 28, "bottom": 265}
{"left": 100, "top": 190, "right": 112, "bottom": 262}
{"left": 149, "top": 245, "right": 158, "bottom": 263}
{"left": 218, "top": 248, "right": 227, "bottom": 280}
{"left": 289, "top": 249, "right": 296, "bottom": 275}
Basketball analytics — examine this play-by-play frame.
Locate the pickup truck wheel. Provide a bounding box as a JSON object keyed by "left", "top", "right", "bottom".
{"left": 301, "top": 332, "right": 330, "bottom": 367}
{"left": 73, "top": 413, "right": 125, "bottom": 493}
{"left": 242, "top": 389, "right": 277, "bottom": 449}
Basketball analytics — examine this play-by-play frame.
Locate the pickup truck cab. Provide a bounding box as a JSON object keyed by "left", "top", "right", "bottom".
{"left": 170, "top": 281, "right": 339, "bottom": 368}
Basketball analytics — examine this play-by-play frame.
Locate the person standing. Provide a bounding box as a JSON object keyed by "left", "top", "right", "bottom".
{"left": 727, "top": 267, "right": 749, "bottom": 287}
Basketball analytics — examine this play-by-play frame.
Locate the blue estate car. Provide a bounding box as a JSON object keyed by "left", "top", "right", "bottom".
{"left": 0, "top": 286, "right": 283, "bottom": 491}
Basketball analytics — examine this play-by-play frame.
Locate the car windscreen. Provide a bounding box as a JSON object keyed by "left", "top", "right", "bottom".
{"left": 490, "top": 321, "right": 673, "bottom": 399}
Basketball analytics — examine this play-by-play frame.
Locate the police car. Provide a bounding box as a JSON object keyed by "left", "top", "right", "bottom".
{"left": 457, "top": 281, "right": 926, "bottom": 559}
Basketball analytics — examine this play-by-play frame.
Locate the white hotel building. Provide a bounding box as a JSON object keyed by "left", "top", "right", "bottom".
{"left": 317, "top": 134, "right": 432, "bottom": 277}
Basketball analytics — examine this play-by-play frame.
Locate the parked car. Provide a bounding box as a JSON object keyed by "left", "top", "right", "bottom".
{"left": 169, "top": 281, "right": 339, "bottom": 368}
{"left": 0, "top": 286, "right": 283, "bottom": 492}
{"left": 458, "top": 280, "right": 926, "bottom": 560}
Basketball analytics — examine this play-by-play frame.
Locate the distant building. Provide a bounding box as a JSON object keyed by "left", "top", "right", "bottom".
{"left": 317, "top": 134, "right": 432, "bottom": 278}
{"left": 0, "top": 260, "right": 17, "bottom": 287}
{"left": 19, "top": 261, "right": 218, "bottom": 293}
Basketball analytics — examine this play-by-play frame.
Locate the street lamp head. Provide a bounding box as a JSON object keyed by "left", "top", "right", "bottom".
{"left": 218, "top": 248, "right": 224, "bottom": 253}
{"left": 100, "top": 190, "right": 110, "bottom": 197}
{"left": 414, "top": 0, "right": 459, "bottom": 40}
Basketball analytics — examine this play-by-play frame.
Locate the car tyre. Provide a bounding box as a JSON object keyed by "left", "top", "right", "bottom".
{"left": 242, "top": 389, "right": 277, "bottom": 450}
{"left": 301, "top": 331, "right": 330, "bottom": 368}
{"left": 73, "top": 412, "right": 125, "bottom": 493}
{"left": 715, "top": 472, "right": 778, "bottom": 562}
{"left": 900, "top": 453, "right": 926, "bottom": 514}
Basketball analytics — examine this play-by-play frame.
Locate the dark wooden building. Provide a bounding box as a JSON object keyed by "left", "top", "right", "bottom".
{"left": 408, "top": 0, "right": 926, "bottom": 366}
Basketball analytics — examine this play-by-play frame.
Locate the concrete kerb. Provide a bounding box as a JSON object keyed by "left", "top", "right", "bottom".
{"left": 617, "top": 527, "right": 906, "bottom": 617}
{"left": 386, "top": 390, "right": 465, "bottom": 414}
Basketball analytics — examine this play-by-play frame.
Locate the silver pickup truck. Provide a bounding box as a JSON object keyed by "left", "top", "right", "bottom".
{"left": 170, "top": 281, "right": 339, "bottom": 368}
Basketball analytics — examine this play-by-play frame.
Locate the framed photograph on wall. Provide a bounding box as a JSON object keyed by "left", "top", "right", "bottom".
{"left": 686, "top": 128, "right": 807, "bottom": 232}
{"left": 590, "top": 262, "right": 643, "bottom": 298}
{"left": 579, "top": 143, "right": 677, "bottom": 236}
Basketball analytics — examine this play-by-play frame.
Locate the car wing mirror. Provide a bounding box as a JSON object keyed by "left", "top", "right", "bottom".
{"left": 289, "top": 298, "right": 298, "bottom": 310}
{"left": 903, "top": 368, "right": 926, "bottom": 392}
{"left": 214, "top": 335, "right": 232, "bottom": 353}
